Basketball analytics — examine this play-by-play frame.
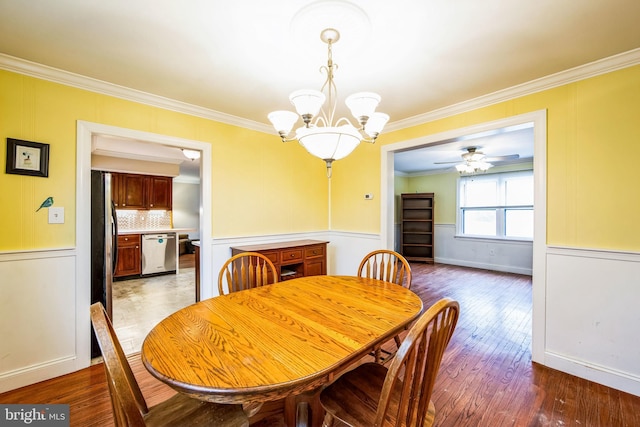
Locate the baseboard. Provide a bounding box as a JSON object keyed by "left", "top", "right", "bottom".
{"left": 545, "top": 352, "right": 640, "bottom": 397}
{"left": 435, "top": 256, "right": 532, "bottom": 275}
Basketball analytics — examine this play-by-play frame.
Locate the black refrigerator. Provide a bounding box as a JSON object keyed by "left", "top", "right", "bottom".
{"left": 90, "top": 170, "right": 118, "bottom": 357}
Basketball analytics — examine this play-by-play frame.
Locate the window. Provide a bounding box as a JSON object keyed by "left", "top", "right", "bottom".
{"left": 458, "top": 170, "right": 533, "bottom": 240}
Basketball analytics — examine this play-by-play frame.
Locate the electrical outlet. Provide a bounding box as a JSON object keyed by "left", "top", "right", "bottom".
{"left": 364, "top": 193, "right": 374, "bottom": 200}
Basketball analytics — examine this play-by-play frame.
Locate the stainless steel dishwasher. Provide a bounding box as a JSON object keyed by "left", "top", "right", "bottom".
{"left": 141, "top": 233, "right": 177, "bottom": 276}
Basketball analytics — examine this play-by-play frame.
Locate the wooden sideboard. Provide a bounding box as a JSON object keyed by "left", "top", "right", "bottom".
{"left": 230, "top": 239, "right": 329, "bottom": 281}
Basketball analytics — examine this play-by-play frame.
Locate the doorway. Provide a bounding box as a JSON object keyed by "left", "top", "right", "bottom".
{"left": 380, "top": 110, "right": 547, "bottom": 363}
{"left": 108, "top": 158, "right": 201, "bottom": 354}
{"left": 76, "top": 121, "right": 213, "bottom": 361}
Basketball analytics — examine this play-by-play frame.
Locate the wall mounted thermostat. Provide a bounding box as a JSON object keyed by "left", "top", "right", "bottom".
{"left": 364, "top": 193, "right": 374, "bottom": 200}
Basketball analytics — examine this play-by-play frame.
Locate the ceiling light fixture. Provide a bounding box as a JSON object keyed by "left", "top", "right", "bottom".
{"left": 455, "top": 160, "right": 493, "bottom": 174}
{"left": 182, "top": 149, "right": 201, "bottom": 161}
{"left": 268, "top": 28, "right": 389, "bottom": 177}
{"left": 454, "top": 147, "right": 493, "bottom": 174}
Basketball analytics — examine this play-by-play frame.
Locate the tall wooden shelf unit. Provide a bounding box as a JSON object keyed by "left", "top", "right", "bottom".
{"left": 400, "top": 193, "right": 435, "bottom": 263}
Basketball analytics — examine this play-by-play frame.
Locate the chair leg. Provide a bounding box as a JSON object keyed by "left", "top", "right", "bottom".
{"left": 394, "top": 334, "right": 402, "bottom": 348}
{"left": 374, "top": 347, "right": 382, "bottom": 363}
{"left": 322, "top": 412, "right": 334, "bottom": 427}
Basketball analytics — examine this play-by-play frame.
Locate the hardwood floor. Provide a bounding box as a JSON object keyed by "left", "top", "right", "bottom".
{"left": 2, "top": 263, "right": 639, "bottom": 426}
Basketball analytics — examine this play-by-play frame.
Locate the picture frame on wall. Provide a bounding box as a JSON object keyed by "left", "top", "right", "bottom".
{"left": 5, "top": 138, "right": 50, "bottom": 177}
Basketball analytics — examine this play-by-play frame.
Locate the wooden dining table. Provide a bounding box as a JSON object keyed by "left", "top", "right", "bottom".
{"left": 141, "top": 275, "right": 423, "bottom": 426}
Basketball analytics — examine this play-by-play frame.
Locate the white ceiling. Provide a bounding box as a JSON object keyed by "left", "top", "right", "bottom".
{"left": 1, "top": 0, "right": 639, "bottom": 174}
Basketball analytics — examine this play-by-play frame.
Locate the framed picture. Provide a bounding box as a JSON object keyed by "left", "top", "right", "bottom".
{"left": 5, "top": 138, "right": 50, "bottom": 177}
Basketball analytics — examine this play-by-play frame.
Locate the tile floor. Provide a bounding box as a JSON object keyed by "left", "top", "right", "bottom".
{"left": 112, "top": 264, "right": 195, "bottom": 354}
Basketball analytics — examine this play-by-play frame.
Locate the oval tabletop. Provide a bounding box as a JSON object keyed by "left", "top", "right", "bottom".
{"left": 141, "top": 275, "right": 423, "bottom": 404}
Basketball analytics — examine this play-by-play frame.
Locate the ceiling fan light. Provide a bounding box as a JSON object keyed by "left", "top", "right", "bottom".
{"left": 289, "top": 89, "right": 326, "bottom": 118}
{"left": 478, "top": 162, "right": 493, "bottom": 171}
{"left": 345, "top": 92, "right": 381, "bottom": 123}
{"left": 268, "top": 110, "right": 299, "bottom": 135}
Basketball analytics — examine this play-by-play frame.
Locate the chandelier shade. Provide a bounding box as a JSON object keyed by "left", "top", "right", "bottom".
{"left": 345, "top": 92, "right": 381, "bottom": 123}
{"left": 296, "top": 125, "right": 362, "bottom": 164}
{"left": 289, "top": 90, "right": 326, "bottom": 119}
{"left": 268, "top": 110, "right": 299, "bottom": 136}
{"left": 268, "top": 27, "right": 388, "bottom": 177}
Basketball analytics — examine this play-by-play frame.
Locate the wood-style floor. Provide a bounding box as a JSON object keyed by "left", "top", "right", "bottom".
{"left": 2, "top": 263, "right": 639, "bottom": 426}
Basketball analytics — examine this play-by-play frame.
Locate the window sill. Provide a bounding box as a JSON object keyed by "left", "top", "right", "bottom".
{"left": 454, "top": 235, "right": 533, "bottom": 245}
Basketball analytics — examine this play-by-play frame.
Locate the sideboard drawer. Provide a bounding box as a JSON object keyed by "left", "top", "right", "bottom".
{"left": 305, "top": 244, "right": 325, "bottom": 259}
{"left": 261, "top": 251, "right": 279, "bottom": 264}
{"left": 281, "top": 249, "right": 303, "bottom": 263}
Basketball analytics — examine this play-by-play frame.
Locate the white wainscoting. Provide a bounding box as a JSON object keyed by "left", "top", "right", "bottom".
{"left": 434, "top": 224, "right": 532, "bottom": 275}
{"left": 545, "top": 246, "right": 640, "bottom": 396}
{"left": 395, "top": 223, "right": 533, "bottom": 275}
{"left": 0, "top": 249, "right": 80, "bottom": 393}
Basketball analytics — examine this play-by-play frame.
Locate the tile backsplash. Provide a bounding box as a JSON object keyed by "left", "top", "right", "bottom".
{"left": 116, "top": 210, "right": 171, "bottom": 230}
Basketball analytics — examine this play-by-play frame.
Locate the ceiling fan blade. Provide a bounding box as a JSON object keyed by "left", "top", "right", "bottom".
{"left": 433, "top": 160, "right": 462, "bottom": 164}
{"left": 484, "top": 154, "right": 520, "bottom": 162}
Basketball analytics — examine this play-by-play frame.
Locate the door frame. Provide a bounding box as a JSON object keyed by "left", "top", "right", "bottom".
{"left": 75, "top": 120, "right": 212, "bottom": 364}
{"left": 380, "top": 109, "right": 547, "bottom": 363}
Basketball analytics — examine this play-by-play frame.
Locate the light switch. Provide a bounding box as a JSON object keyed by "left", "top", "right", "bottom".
{"left": 48, "top": 207, "right": 64, "bottom": 224}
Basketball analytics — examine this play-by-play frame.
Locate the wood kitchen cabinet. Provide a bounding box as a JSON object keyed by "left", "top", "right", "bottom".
{"left": 147, "top": 175, "right": 172, "bottom": 209}
{"left": 114, "top": 234, "right": 141, "bottom": 278}
{"left": 230, "top": 240, "right": 328, "bottom": 281}
{"left": 112, "top": 173, "right": 172, "bottom": 210}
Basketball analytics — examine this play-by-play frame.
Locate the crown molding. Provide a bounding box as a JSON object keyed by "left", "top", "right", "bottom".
{"left": 386, "top": 48, "right": 640, "bottom": 132}
{"left": 0, "top": 53, "right": 273, "bottom": 134}
{"left": 2, "top": 49, "right": 639, "bottom": 135}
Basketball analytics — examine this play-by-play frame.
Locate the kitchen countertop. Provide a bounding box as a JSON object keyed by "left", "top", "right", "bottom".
{"left": 118, "top": 228, "right": 195, "bottom": 235}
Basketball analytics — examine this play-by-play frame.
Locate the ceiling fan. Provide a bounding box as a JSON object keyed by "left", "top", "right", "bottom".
{"left": 435, "top": 147, "right": 520, "bottom": 165}
{"left": 435, "top": 147, "right": 520, "bottom": 174}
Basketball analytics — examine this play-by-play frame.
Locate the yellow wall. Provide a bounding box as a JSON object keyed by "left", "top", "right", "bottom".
{"left": 332, "top": 64, "right": 640, "bottom": 252}
{"left": 3, "top": 63, "right": 640, "bottom": 252}
{"left": 0, "top": 70, "right": 328, "bottom": 251}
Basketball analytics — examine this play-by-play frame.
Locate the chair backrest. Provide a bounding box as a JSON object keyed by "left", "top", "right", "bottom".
{"left": 90, "top": 302, "right": 148, "bottom": 427}
{"left": 218, "top": 251, "right": 278, "bottom": 295}
{"left": 376, "top": 298, "right": 459, "bottom": 427}
{"left": 358, "top": 249, "right": 412, "bottom": 289}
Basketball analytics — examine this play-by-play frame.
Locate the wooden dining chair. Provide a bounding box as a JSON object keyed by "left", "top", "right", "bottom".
{"left": 218, "top": 251, "right": 278, "bottom": 295}
{"left": 90, "top": 302, "right": 249, "bottom": 427}
{"left": 358, "top": 249, "right": 413, "bottom": 362}
{"left": 358, "top": 249, "right": 412, "bottom": 289}
{"left": 319, "top": 298, "right": 459, "bottom": 427}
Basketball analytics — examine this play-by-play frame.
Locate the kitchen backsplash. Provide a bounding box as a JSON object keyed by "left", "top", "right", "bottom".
{"left": 117, "top": 210, "right": 171, "bottom": 230}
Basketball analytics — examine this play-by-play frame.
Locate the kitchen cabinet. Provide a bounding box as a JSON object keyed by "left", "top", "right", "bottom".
{"left": 114, "top": 234, "right": 141, "bottom": 277}
{"left": 112, "top": 173, "right": 172, "bottom": 210}
{"left": 230, "top": 240, "right": 328, "bottom": 281}
{"left": 400, "top": 193, "right": 435, "bottom": 263}
{"left": 147, "top": 176, "right": 172, "bottom": 209}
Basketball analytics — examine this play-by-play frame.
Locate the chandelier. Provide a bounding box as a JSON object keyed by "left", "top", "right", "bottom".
{"left": 268, "top": 28, "right": 389, "bottom": 177}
